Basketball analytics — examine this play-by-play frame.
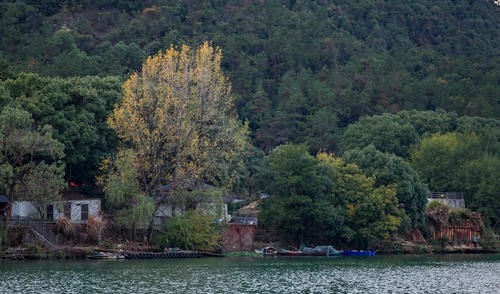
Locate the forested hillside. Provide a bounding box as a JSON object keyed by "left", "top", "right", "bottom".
{"left": 1, "top": 1, "right": 499, "bottom": 151}
{"left": 0, "top": 0, "right": 499, "bottom": 242}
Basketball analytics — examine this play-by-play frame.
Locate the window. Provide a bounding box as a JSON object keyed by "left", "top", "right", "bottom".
{"left": 81, "top": 204, "right": 89, "bottom": 221}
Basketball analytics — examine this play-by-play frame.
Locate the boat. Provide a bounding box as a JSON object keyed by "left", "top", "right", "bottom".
{"left": 277, "top": 245, "right": 342, "bottom": 257}
{"left": 309, "top": 245, "right": 343, "bottom": 256}
{"left": 255, "top": 246, "right": 277, "bottom": 256}
{"left": 88, "top": 251, "right": 125, "bottom": 259}
{"left": 276, "top": 248, "right": 307, "bottom": 256}
{"left": 342, "top": 250, "right": 376, "bottom": 257}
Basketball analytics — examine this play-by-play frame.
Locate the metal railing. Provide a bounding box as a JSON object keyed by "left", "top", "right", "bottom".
{"left": 230, "top": 216, "right": 258, "bottom": 225}
{"left": 9, "top": 216, "right": 57, "bottom": 248}
{"left": 429, "top": 192, "right": 464, "bottom": 199}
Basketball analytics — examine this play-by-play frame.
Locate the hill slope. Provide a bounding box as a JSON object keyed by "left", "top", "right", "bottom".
{"left": 0, "top": 0, "right": 499, "bottom": 152}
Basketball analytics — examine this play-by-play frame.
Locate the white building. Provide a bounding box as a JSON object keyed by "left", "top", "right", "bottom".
{"left": 11, "top": 199, "right": 101, "bottom": 224}
{"left": 427, "top": 192, "right": 465, "bottom": 209}
{"left": 154, "top": 202, "right": 229, "bottom": 225}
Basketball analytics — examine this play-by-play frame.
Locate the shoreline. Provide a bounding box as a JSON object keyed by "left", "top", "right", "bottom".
{"left": 1, "top": 245, "right": 497, "bottom": 261}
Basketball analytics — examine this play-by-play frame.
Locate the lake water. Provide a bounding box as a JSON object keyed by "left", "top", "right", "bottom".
{"left": 0, "top": 254, "right": 499, "bottom": 293}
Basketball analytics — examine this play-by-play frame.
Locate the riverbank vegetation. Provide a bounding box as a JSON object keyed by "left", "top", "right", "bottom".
{"left": 0, "top": 0, "right": 498, "bottom": 253}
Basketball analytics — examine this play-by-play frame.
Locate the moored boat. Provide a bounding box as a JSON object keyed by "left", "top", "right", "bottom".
{"left": 88, "top": 251, "right": 125, "bottom": 260}
{"left": 255, "top": 246, "right": 277, "bottom": 256}
{"left": 342, "top": 250, "right": 376, "bottom": 257}
{"left": 308, "top": 245, "right": 343, "bottom": 256}
{"left": 277, "top": 245, "right": 342, "bottom": 257}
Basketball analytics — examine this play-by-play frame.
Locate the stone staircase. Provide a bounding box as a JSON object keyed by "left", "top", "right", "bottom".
{"left": 10, "top": 217, "right": 58, "bottom": 249}
{"left": 28, "top": 221, "right": 57, "bottom": 249}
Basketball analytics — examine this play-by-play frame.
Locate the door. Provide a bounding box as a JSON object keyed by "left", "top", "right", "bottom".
{"left": 47, "top": 204, "right": 54, "bottom": 220}
{"left": 63, "top": 203, "right": 71, "bottom": 218}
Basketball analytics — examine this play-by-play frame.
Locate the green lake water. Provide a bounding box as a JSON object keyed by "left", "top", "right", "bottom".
{"left": 0, "top": 254, "right": 499, "bottom": 293}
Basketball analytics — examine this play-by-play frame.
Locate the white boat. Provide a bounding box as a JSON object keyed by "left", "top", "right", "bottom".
{"left": 255, "top": 246, "right": 277, "bottom": 256}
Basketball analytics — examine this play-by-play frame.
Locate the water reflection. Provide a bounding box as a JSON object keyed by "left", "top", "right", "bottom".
{"left": 1, "top": 255, "right": 499, "bottom": 293}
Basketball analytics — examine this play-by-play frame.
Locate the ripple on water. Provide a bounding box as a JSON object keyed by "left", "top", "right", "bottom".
{"left": 0, "top": 256, "right": 499, "bottom": 294}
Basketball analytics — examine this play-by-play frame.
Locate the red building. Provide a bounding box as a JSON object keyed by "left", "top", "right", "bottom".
{"left": 222, "top": 217, "right": 257, "bottom": 252}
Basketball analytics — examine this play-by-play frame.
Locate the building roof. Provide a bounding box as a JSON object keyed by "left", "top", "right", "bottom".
{"left": 237, "top": 199, "right": 262, "bottom": 217}
{"left": 230, "top": 216, "right": 258, "bottom": 226}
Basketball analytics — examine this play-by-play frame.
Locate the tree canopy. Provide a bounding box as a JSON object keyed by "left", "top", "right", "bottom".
{"left": 258, "top": 144, "right": 402, "bottom": 248}
{"left": 1, "top": 0, "right": 498, "bottom": 153}
{"left": 343, "top": 145, "right": 428, "bottom": 229}
{"left": 340, "top": 113, "right": 419, "bottom": 158}
{"left": 108, "top": 42, "right": 248, "bottom": 198}
{"left": 104, "top": 42, "right": 249, "bottom": 241}
{"left": 411, "top": 131, "right": 499, "bottom": 230}
{"left": 0, "top": 73, "right": 121, "bottom": 186}
{"left": 0, "top": 106, "right": 65, "bottom": 217}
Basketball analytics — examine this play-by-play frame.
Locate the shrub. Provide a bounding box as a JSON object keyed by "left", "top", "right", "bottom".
{"left": 158, "top": 211, "right": 223, "bottom": 252}
{"left": 87, "top": 214, "right": 106, "bottom": 244}
{"left": 56, "top": 216, "right": 75, "bottom": 238}
{"left": 479, "top": 228, "right": 499, "bottom": 251}
{"left": 426, "top": 201, "right": 450, "bottom": 229}
{"left": 100, "top": 240, "right": 115, "bottom": 249}
{"left": 448, "top": 208, "right": 472, "bottom": 226}
{"left": 26, "top": 243, "right": 42, "bottom": 254}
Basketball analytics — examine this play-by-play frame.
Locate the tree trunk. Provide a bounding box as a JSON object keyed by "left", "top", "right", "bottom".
{"left": 147, "top": 203, "right": 160, "bottom": 244}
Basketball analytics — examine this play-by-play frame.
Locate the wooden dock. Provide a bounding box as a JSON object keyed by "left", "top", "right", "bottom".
{"left": 122, "top": 250, "right": 205, "bottom": 259}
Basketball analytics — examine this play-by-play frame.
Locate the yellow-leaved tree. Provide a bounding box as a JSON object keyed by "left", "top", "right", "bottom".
{"left": 105, "top": 42, "right": 248, "bottom": 242}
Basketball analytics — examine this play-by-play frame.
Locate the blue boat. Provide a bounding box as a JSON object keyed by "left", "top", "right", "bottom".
{"left": 342, "top": 250, "right": 376, "bottom": 256}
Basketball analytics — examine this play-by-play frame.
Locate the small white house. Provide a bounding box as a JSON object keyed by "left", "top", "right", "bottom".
{"left": 51, "top": 199, "right": 101, "bottom": 224}
{"left": 153, "top": 183, "right": 230, "bottom": 225}
{"left": 11, "top": 201, "right": 39, "bottom": 219}
{"left": 154, "top": 203, "right": 184, "bottom": 225}
{"left": 11, "top": 199, "right": 101, "bottom": 224}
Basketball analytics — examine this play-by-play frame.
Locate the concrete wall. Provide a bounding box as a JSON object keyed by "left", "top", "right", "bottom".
{"left": 427, "top": 198, "right": 465, "bottom": 209}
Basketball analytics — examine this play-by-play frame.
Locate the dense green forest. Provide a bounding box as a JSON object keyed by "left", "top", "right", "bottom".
{"left": 0, "top": 0, "right": 498, "bottom": 247}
